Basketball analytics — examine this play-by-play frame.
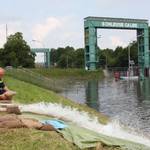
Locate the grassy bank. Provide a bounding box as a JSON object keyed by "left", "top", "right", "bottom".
{"left": 31, "top": 68, "right": 104, "bottom": 80}
{"left": 1, "top": 76, "right": 118, "bottom": 150}
{"left": 0, "top": 128, "right": 79, "bottom": 150}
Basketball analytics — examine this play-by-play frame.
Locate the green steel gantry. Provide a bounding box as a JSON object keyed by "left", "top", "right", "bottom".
{"left": 31, "top": 48, "right": 51, "bottom": 68}
{"left": 84, "top": 17, "right": 150, "bottom": 79}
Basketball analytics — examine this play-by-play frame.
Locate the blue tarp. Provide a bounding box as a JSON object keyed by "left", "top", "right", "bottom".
{"left": 41, "top": 119, "right": 68, "bottom": 129}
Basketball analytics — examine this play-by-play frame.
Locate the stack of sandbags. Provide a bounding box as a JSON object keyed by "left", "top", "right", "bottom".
{"left": 6, "top": 106, "right": 21, "bottom": 114}
{"left": 0, "top": 102, "right": 12, "bottom": 112}
{"left": 21, "top": 118, "right": 56, "bottom": 131}
{"left": 0, "top": 102, "right": 21, "bottom": 115}
{"left": 0, "top": 114, "right": 26, "bottom": 129}
{"left": 0, "top": 114, "right": 56, "bottom": 131}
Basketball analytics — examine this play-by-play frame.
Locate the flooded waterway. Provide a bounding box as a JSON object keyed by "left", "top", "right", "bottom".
{"left": 60, "top": 76, "right": 150, "bottom": 137}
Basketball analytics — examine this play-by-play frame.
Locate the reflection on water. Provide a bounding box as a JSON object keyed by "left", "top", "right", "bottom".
{"left": 60, "top": 77, "right": 150, "bottom": 135}
{"left": 138, "top": 78, "right": 150, "bottom": 101}
{"left": 85, "top": 80, "right": 99, "bottom": 111}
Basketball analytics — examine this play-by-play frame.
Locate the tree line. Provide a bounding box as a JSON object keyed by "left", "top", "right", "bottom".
{"left": 50, "top": 41, "right": 137, "bottom": 68}
{"left": 0, "top": 30, "right": 150, "bottom": 68}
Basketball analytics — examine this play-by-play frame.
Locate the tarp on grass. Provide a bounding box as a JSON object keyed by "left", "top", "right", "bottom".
{"left": 58, "top": 123, "right": 150, "bottom": 150}
{"left": 21, "top": 113, "right": 150, "bottom": 150}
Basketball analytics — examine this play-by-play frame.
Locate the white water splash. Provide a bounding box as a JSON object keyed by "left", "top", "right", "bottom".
{"left": 19, "top": 102, "right": 150, "bottom": 147}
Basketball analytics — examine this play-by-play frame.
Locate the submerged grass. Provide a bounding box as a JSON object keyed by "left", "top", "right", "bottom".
{"left": 31, "top": 68, "right": 104, "bottom": 80}
{"left": 5, "top": 68, "right": 104, "bottom": 93}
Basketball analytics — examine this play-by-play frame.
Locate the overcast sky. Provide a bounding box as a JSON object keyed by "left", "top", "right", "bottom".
{"left": 0, "top": 0, "right": 149, "bottom": 61}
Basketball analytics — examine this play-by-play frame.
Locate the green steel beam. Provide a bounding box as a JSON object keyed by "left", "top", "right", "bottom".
{"left": 84, "top": 16, "right": 150, "bottom": 78}
{"left": 31, "top": 48, "right": 50, "bottom": 53}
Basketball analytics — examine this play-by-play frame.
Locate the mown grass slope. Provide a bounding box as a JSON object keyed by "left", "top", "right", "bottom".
{"left": 0, "top": 128, "right": 79, "bottom": 150}
{"left": 0, "top": 128, "right": 120, "bottom": 150}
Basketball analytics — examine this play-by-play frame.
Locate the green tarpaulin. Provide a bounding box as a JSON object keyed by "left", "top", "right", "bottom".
{"left": 59, "top": 123, "right": 150, "bottom": 150}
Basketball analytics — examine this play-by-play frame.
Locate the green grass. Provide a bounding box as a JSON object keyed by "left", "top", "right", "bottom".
{"left": 31, "top": 68, "right": 104, "bottom": 80}
{"left": 0, "top": 128, "right": 79, "bottom": 150}
{"left": 5, "top": 68, "right": 63, "bottom": 92}
{"left": 0, "top": 128, "right": 120, "bottom": 150}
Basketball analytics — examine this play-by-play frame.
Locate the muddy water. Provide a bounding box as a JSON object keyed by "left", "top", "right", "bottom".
{"left": 60, "top": 77, "right": 150, "bottom": 136}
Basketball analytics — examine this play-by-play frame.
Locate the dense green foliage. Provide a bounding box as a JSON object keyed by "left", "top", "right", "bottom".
{"left": 50, "top": 42, "right": 138, "bottom": 69}
{"left": 149, "top": 27, "right": 150, "bottom": 50}
{"left": 51, "top": 46, "right": 84, "bottom": 68}
{"left": 0, "top": 32, "right": 35, "bottom": 68}
{"left": 98, "top": 41, "right": 138, "bottom": 68}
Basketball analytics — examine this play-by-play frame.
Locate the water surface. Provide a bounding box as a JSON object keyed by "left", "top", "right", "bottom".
{"left": 60, "top": 77, "right": 150, "bottom": 136}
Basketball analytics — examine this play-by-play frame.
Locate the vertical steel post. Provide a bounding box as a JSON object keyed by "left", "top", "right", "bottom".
{"left": 144, "top": 28, "right": 149, "bottom": 68}
{"left": 88, "top": 27, "right": 97, "bottom": 70}
{"left": 137, "top": 30, "right": 144, "bottom": 79}
{"left": 47, "top": 49, "right": 50, "bottom": 68}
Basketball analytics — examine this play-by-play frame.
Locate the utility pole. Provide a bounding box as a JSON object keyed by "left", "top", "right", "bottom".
{"left": 128, "top": 43, "right": 131, "bottom": 76}
{"left": 66, "top": 55, "right": 69, "bottom": 68}
{"left": 6, "top": 24, "right": 8, "bottom": 42}
{"left": 105, "top": 54, "right": 107, "bottom": 69}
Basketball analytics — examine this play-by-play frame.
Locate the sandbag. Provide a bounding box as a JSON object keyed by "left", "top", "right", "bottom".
{"left": 0, "top": 120, "right": 25, "bottom": 129}
{"left": 0, "top": 114, "right": 18, "bottom": 122}
{"left": 6, "top": 106, "right": 21, "bottom": 115}
{"left": 21, "top": 118, "right": 43, "bottom": 129}
{"left": 40, "top": 124, "right": 56, "bottom": 131}
{"left": 0, "top": 114, "right": 25, "bottom": 128}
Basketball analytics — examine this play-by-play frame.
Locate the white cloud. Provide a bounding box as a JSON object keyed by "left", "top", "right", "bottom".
{"left": 32, "top": 17, "right": 62, "bottom": 43}
{"left": 109, "top": 36, "right": 126, "bottom": 48}
{"left": 31, "top": 16, "right": 83, "bottom": 48}
{"left": 0, "top": 24, "right": 7, "bottom": 47}
{"left": 0, "top": 21, "right": 23, "bottom": 48}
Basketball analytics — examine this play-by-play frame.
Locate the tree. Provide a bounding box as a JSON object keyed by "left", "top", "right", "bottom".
{"left": 2, "top": 32, "right": 35, "bottom": 67}
{"left": 149, "top": 27, "right": 150, "bottom": 50}
{"left": 74, "top": 48, "right": 84, "bottom": 68}
{"left": 0, "top": 48, "right": 4, "bottom": 66}
{"left": 57, "top": 46, "right": 75, "bottom": 68}
{"left": 129, "top": 41, "right": 138, "bottom": 65}
{"left": 98, "top": 44, "right": 137, "bottom": 68}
